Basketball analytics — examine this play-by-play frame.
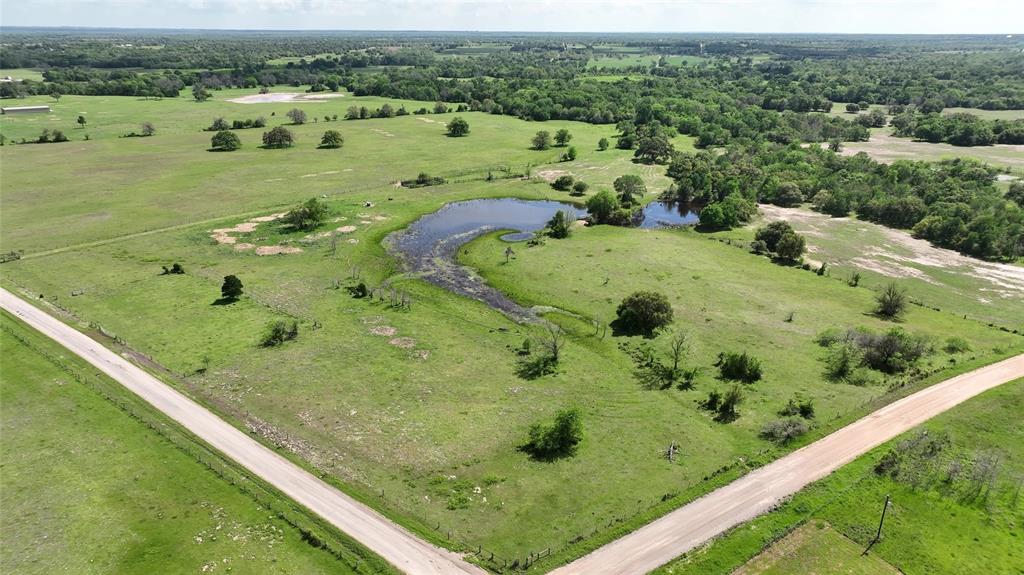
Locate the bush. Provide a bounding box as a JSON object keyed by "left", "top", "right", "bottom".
{"left": 210, "top": 130, "right": 241, "bottom": 151}
{"left": 286, "top": 108, "right": 307, "bottom": 124}
{"left": 716, "top": 385, "right": 744, "bottom": 422}
{"left": 944, "top": 336, "right": 971, "bottom": 353}
{"left": 282, "top": 198, "right": 329, "bottom": 231}
{"left": 551, "top": 175, "right": 575, "bottom": 191}
{"left": 319, "top": 129, "right": 344, "bottom": 149}
{"left": 571, "top": 181, "right": 589, "bottom": 196}
{"left": 261, "top": 320, "right": 299, "bottom": 347}
{"left": 775, "top": 232, "right": 806, "bottom": 262}
{"left": 262, "top": 126, "right": 294, "bottom": 148}
{"left": 561, "top": 146, "right": 577, "bottom": 161}
{"left": 532, "top": 130, "right": 552, "bottom": 150}
{"left": 546, "top": 210, "right": 572, "bottom": 239}
{"left": 875, "top": 282, "right": 907, "bottom": 319}
{"left": 760, "top": 419, "right": 809, "bottom": 444}
{"left": 717, "top": 351, "right": 763, "bottom": 383}
{"left": 221, "top": 275, "right": 243, "bottom": 300}
{"left": 401, "top": 172, "right": 446, "bottom": 188}
{"left": 446, "top": 116, "right": 470, "bottom": 137}
{"left": 522, "top": 408, "right": 582, "bottom": 459}
{"left": 615, "top": 291, "right": 674, "bottom": 336}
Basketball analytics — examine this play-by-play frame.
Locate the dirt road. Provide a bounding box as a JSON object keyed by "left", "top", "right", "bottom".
{"left": 0, "top": 287, "right": 486, "bottom": 575}
{"left": 551, "top": 353, "right": 1024, "bottom": 575}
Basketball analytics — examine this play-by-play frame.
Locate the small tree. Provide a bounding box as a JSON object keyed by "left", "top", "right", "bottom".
{"left": 50, "top": 90, "right": 62, "bottom": 102}
{"left": 775, "top": 232, "right": 806, "bottom": 262}
{"left": 585, "top": 189, "right": 621, "bottom": 225}
{"left": 345, "top": 106, "right": 360, "bottom": 120}
{"left": 433, "top": 101, "right": 448, "bottom": 114}
{"left": 554, "top": 128, "right": 573, "bottom": 146}
{"left": 221, "top": 275, "right": 243, "bottom": 300}
{"left": 616, "top": 291, "right": 674, "bottom": 336}
{"left": 286, "top": 108, "right": 307, "bottom": 125}
{"left": 523, "top": 408, "right": 582, "bottom": 459}
{"left": 667, "top": 329, "right": 691, "bottom": 373}
{"left": 140, "top": 122, "right": 156, "bottom": 137}
{"left": 319, "top": 129, "right": 344, "bottom": 149}
{"left": 875, "top": 282, "right": 907, "bottom": 320}
{"left": 551, "top": 175, "right": 575, "bottom": 191}
{"left": 532, "top": 130, "right": 552, "bottom": 150}
{"left": 209, "top": 117, "right": 230, "bottom": 131}
{"left": 613, "top": 174, "right": 647, "bottom": 206}
{"left": 192, "top": 83, "right": 211, "bottom": 102}
{"left": 597, "top": 137, "right": 609, "bottom": 151}
{"left": 282, "top": 198, "right": 329, "bottom": 231}
{"left": 754, "top": 221, "right": 796, "bottom": 252}
{"left": 77, "top": 115, "right": 87, "bottom": 129}
{"left": 717, "top": 351, "right": 763, "bottom": 383}
{"left": 261, "top": 320, "right": 299, "bottom": 347}
{"left": 262, "top": 126, "right": 295, "bottom": 148}
{"left": 546, "top": 210, "right": 572, "bottom": 239}
{"left": 571, "top": 181, "right": 589, "bottom": 196}
{"left": 210, "top": 130, "right": 241, "bottom": 151}
{"left": 446, "top": 116, "right": 470, "bottom": 137}
{"left": 561, "top": 146, "right": 578, "bottom": 161}
{"left": 717, "top": 386, "right": 744, "bottom": 422}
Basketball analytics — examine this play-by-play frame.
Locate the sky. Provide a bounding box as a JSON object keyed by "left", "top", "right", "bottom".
{"left": 1, "top": 0, "right": 1022, "bottom": 34}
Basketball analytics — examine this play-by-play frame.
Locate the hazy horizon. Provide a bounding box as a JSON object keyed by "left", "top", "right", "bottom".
{"left": 2, "top": 1, "right": 1022, "bottom": 35}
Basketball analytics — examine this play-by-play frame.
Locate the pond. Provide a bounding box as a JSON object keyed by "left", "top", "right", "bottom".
{"left": 387, "top": 197, "right": 699, "bottom": 322}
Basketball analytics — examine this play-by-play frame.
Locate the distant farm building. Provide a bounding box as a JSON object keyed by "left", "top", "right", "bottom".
{"left": 1, "top": 105, "right": 51, "bottom": 114}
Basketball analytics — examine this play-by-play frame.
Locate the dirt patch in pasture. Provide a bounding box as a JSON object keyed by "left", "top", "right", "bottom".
{"left": 337, "top": 225, "right": 358, "bottom": 233}
{"left": 371, "top": 128, "right": 395, "bottom": 137}
{"left": 255, "top": 246, "right": 303, "bottom": 256}
{"left": 388, "top": 337, "right": 416, "bottom": 349}
{"left": 369, "top": 326, "right": 397, "bottom": 336}
{"left": 234, "top": 243, "right": 256, "bottom": 251}
{"left": 759, "top": 204, "right": 1024, "bottom": 298}
{"left": 416, "top": 117, "right": 440, "bottom": 124}
{"left": 536, "top": 169, "right": 569, "bottom": 183}
{"left": 228, "top": 92, "right": 345, "bottom": 104}
{"left": 822, "top": 129, "right": 1024, "bottom": 169}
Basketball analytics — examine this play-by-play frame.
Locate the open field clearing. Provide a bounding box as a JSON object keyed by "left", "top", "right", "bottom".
{"left": 827, "top": 128, "right": 1024, "bottom": 173}
{"left": 586, "top": 54, "right": 708, "bottom": 69}
{"left": 731, "top": 521, "right": 899, "bottom": 575}
{"left": 0, "top": 90, "right": 642, "bottom": 253}
{"left": 0, "top": 312, "right": 363, "bottom": 575}
{"left": 655, "top": 378, "right": 1024, "bottom": 575}
{"left": 747, "top": 205, "right": 1024, "bottom": 331}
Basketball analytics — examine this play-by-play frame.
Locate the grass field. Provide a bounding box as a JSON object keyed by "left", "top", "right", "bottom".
{"left": 707, "top": 205, "right": 1024, "bottom": 331}
{"left": 2, "top": 87, "right": 1021, "bottom": 568}
{"left": 0, "top": 88, "right": 639, "bottom": 254}
{"left": 832, "top": 128, "right": 1024, "bottom": 173}
{"left": 655, "top": 378, "right": 1024, "bottom": 575}
{"left": 0, "top": 312, "right": 365, "bottom": 575}
{"left": 586, "top": 54, "right": 708, "bottom": 69}
{"left": 731, "top": 521, "right": 898, "bottom": 575}
{"left": 0, "top": 68, "right": 46, "bottom": 82}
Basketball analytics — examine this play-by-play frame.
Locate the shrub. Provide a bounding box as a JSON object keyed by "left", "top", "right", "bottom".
{"left": 944, "top": 336, "right": 971, "bottom": 353}
{"left": 446, "top": 116, "right": 470, "bottom": 137}
{"left": 286, "top": 108, "right": 307, "bottom": 124}
{"left": 551, "top": 175, "right": 575, "bottom": 191}
{"left": 546, "top": 210, "right": 572, "bottom": 239}
{"left": 221, "top": 275, "right": 243, "bottom": 300}
{"left": 282, "top": 198, "right": 329, "bottom": 231}
{"left": 615, "top": 291, "right": 674, "bottom": 336}
{"left": 717, "top": 351, "right": 763, "bottom": 383}
{"left": 875, "top": 282, "right": 907, "bottom": 319}
{"left": 522, "top": 408, "right": 582, "bottom": 459}
{"left": 262, "top": 126, "right": 294, "bottom": 148}
{"left": 532, "top": 130, "right": 552, "bottom": 150}
{"left": 319, "top": 129, "right": 344, "bottom": 149}
{"left": 760, "top": 418, "right": 809, "bottom": 444}
{"left": 775, "top": 232, "right": 806, "bottom": 261}
{"left": 571, "top": 181, "right": 589, "bottom": 196}
{"left": 561, "top": 146, "right": 577, "bottom": 161}
{"left": 210, "top": 130, "right": 241, "bottom": 151}
{"left": 261, "top": 320, "right": 299, "bottom": 347}
{"left": 716, "top": 385, "right": 744, "bottom": 422}
{"left": 401, "top": 173, "right": 446, "bottom": 188}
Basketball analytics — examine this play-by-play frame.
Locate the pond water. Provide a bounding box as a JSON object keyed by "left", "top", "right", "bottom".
{"left": 387, "top": 197, "right": 698, "bottom": 322}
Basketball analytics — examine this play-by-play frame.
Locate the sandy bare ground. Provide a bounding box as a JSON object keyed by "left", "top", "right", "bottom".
{"left": 227, "top": 92, "right": 345, "bottom": 104}
{"left": 0, "top": 287, "right": 485, "bottom": 575}
{"left": 821, "top": 129, "right": 1024, "bottom": 169}
{"left": 758, "top": 205, "right": 1024, "bottom": 300}
{"left": 551, "top": 353, "right": 1024, "bottom": 575}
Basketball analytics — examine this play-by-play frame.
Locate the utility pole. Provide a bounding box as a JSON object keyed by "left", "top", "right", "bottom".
{"left": 863, "top": 494, "right": 891, "bottom": 555}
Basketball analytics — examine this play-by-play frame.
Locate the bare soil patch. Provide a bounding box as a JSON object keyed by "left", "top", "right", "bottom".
{"left": 227, "top": 92, "right": 345, "bottom": 104}
{"left": 369, "top": 326, "right": 397, "bottom": 336}
{"left": 388, "top": 337, "right": 416, "bottom": 349}
{"left": 337, "top": 225, "right": 357, "bottom": 233}
{"left": 255, "top": 246, "right": 303, "bottom": 256}
{"left": 537, "top": 169, "right": 569, "bottom": 183}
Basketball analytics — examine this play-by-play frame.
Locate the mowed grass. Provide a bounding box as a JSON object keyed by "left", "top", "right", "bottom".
{"left": 731, "top": 521, "right": 899, "bottom": 575}
{"left": 656, "top": 379, "right": 1024, "bottom": 575}
{"left": 0, "top": 68, "right": 46, "bottom": 81}
{"left": 586, "top": 54, "right": 708, "bottom": 69}
{"left": 0, "top": 88, "right": 634, "bottom": 253}
{"left": 0, "top": 313, "right": 358, "bottom": 575}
